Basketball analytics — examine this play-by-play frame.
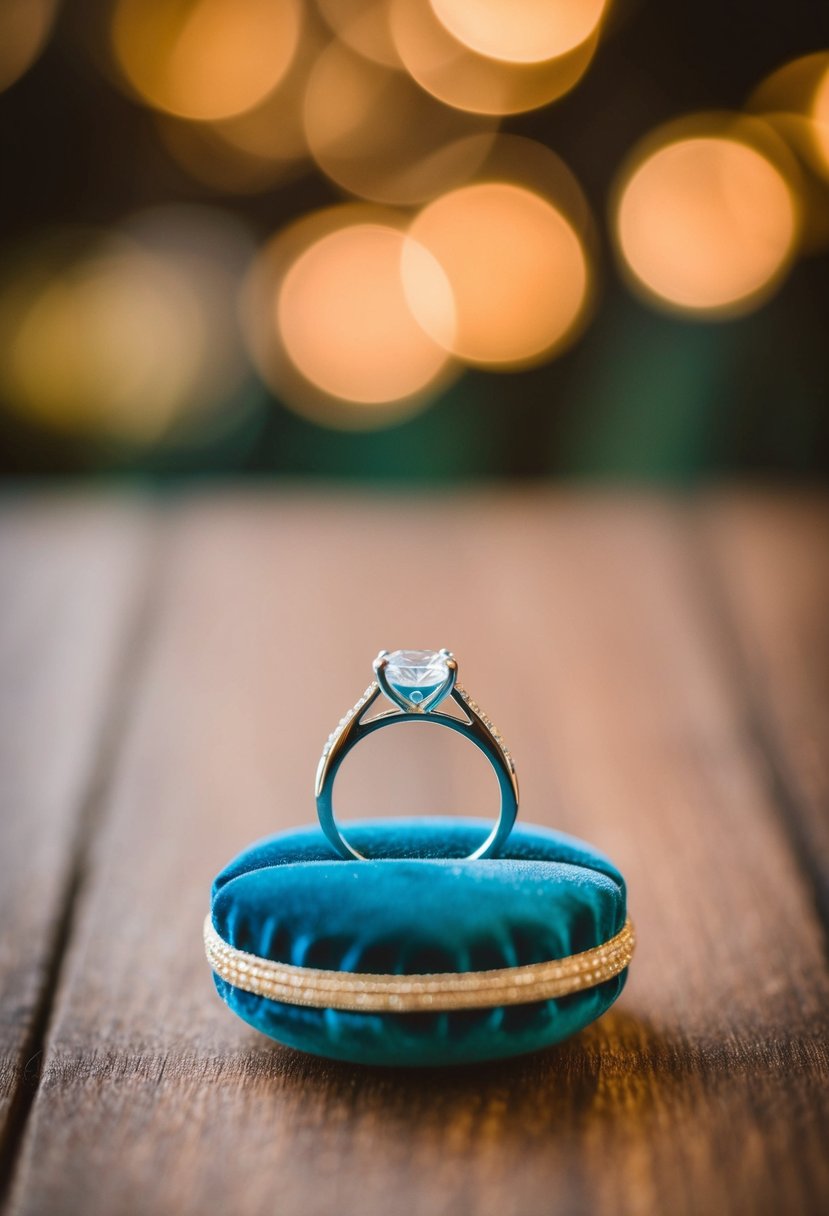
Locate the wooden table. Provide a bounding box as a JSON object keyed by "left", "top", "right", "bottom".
{"left": 1, "top": 490, "right": 827, "bottom": 1216}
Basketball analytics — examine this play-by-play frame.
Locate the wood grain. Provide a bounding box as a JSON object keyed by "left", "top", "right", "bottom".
{"left": 3, "top": 491, "right": 829, "bottom": 1216}
{"left": 699, "top": 492, "right": 829, "bottom": 935}
{"left": 0, "top": 497, "right": 154, "bottom": 1187}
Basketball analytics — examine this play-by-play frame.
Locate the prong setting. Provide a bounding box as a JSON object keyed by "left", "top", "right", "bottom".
{"left": 374, "top": 648, "right": 456, "bottom": 713}
{"left": 374, "top": 653, "right": 406, "bottom": 711}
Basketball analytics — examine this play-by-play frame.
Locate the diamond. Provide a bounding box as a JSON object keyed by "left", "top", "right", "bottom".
{"left": 384, "top": 649, "right": 449, "bottom": 700}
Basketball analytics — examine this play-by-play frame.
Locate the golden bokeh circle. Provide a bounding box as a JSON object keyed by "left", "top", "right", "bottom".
{"left": 241, "top": 207, "right": 460, "bottom": 429}
{"left": 390, "top": 0, "right": 598, "bottom": 115}
{"left": 0, "top": 0, "right": 59, "bottom": 94}
{"left": 0, "top": 209, "right": 252, "bottom": 444}
{"left": 303, "top": 39, "right": 496, "bottom": 204}
{"left": 811, "top": 64, "right": 829, "bottom": 174}
{"left": 405, "top": 182, "right": 589, "bottom": 367}
{"left": 111, "top": 0, "right": 302, "bottom": 120}
{"left": 0, "top": 238, "right": 204, "bottom": 441}
{"left": 613, "top": 121, "right": 799, "bottom": 316}
{"left": 429, "top": 0, "right": 607, "bottom": 65}
{"left": 278, "top": 223, "right": 453, "bottom": 403}
{"left": 314, "top": 0, "right": 400, "bottom": 67}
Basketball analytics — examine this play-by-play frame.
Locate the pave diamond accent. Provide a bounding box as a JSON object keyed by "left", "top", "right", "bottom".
{"left": 456, "top": 684, "right": 516, "bottom": 773}
{"left": 321, "top": 682, "right": 376, "bottom": 758}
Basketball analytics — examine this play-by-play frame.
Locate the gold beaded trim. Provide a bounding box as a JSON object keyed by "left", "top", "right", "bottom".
{"left": 204, "top": 915, "right": 635, "bottom": 1013}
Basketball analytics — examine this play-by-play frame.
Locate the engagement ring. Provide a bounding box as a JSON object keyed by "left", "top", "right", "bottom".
{"left": 315, "top": 649, "right": 519, "bottom": 860}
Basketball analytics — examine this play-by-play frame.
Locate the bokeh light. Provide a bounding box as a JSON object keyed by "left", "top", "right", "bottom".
{"left": 746, "top": 54, "right": 829, "bottom": 252}
{"left": 0, "top": 208, "right": 252, "bottom": 445}
{"left": 0, "top": 0, "right": 59, "bottom": 94}
{"left": 243, "top": 207, "right": 458, "bottom": 428}
{"left": 748, "top": 52, "right": 829, "bottom": 181}
{"left": 405, "top": 180, "right": 590, "bottom": 366}
{"left": 314, "top": 0, "right": 399, "bottom": 67}
{"left": 429, "top": 0, "right": 608, "bottom": 65}
{"left": 614, "top": 120, "right": 799, "bottom": 316}
{"left": 111, "top": 0, "right": 302, "bottom": 121}
{"left": 468, "top": 133, "right": 595, "bottom": 237}
{"left": 157, "top": 18, "right": 319, "bottom": 194}
{"left": 390, "top": 0, "right": 598, "bottom": 115}
{"left": 2, "top": 0, "right": 825, "bottom": 476}
{"left": 278, "top": 224, "right": 452, "bottom": 403}
{"left": 304, "top": 39, "right": 496, "bottom": 204}
{"left": 813, "top": 64, "right": 829, "bottom": 172}
{"left": 158, "top": 114, "right": 302, "bottom": 195}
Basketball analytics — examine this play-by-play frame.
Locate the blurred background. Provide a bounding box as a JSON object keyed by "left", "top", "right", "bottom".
{"left": 0, "top": 0, "right": 827, "bottom": 484}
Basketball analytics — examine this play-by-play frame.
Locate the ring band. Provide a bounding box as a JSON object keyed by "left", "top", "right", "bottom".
{"left": 205, "top": 915, "right": 634, "bottom": 1012}
{"left": 315, "top": 649, "right": 519, "bottom": 861}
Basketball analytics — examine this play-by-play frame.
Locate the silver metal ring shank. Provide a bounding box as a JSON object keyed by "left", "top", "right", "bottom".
{"left": 315, "top": 684, "right": 518, "bottom": 861}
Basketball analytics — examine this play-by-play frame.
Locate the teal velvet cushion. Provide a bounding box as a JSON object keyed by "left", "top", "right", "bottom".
{"left": 209, "top": 818, "right": 629, "bottom": 1067}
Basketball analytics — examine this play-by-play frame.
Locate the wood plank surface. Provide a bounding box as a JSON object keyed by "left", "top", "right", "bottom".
{"left": 0, "top": 497, "right": 155, "bottom": 1192}
{"left": 3, "top": 491, "right": 829, "bottom": 1216}
{"left": 699, "top": 493, "right": 829, "bottom": 933}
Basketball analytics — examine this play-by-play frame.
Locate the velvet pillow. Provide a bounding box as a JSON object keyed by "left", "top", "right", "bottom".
{"left": 207, "top": 818, "right": 631, "bottom": 1067}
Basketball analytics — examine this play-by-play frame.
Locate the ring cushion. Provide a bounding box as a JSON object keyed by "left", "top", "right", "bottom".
{"left": 210, "top": 818, "right": 629, "bottom": 1067}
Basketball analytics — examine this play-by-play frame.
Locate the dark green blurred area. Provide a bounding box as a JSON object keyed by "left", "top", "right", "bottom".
{"left": 5, "top": 277, "right": 823, "bottom": 486}
{"left": 0, "top": 0, "right": 827, "bottom": 485}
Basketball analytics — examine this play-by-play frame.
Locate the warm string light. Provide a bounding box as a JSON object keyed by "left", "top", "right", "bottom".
{"left": 0, "top": 1, "right": 823, "bottom": 440}
{"left": 314, "top": 0, "right": 400, "bottom": 67}
{"left": 240, "top": 132, "right": 597, "bottom": 425}
{"left": 0, "top": 208, "right": 252, "bottom": 445}
{"left": 746, "top": 53, "right": 829, "bottom": 252}
{"left": 303, "top": 39, "right": 498, "bottom": 205}
{"left": 0, "top": 0, "right": 60, "bottom": 93}
{"left": 111, "top": 0, "right": 303, "bottom": 120}
{"left": 152, "top": 10, "right": 325, "bottom": 195}
{"left": 405, "top": 183, "right": 590, "bottom": 366}
{"left": 428, "top": 0, "right": 609, "bottom": 65}
{"left": 277, "top": 222, "right": 454, "bottom": 405}
{"left": 813, "top": 66, "right": 829, "bottom": 173}
{"left": 240, "top": 205, "right": 460, "bottom": 429}
{"left": 748, "top": 52, "right": 829, "bottom": 182}
{"left": 389, "top": 0, "right": 600, "bottom": 116}
{"left": 612, "top": 118, "right": 800, "bottom": 317}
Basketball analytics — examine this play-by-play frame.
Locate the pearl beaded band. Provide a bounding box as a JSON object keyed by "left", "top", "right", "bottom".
{"left": 204, "top": 915, "right": 635, "bottom": 1014}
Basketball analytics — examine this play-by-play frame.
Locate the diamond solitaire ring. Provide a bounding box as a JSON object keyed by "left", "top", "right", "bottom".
{"left": 315, "top": 649, "right": 519, "bottom": 861}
